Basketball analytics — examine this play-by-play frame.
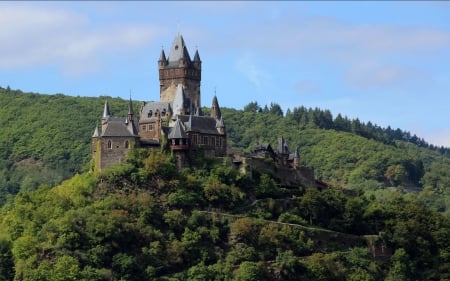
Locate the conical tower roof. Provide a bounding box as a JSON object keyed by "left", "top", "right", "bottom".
{"left": 92, "top": 124, "right": 99, "bottom": 137}
{"left": 103, "top": 100, "right": 111, "bottom": 118}
{"left": 159, "top": 48, "right": 167, "bottom": 62}
{"left": 211, "top": 95, "right": 222, "bottom": 120}
{"left": 168, "top": 34, "right": 191, "bottom": 63}
{"left": 168, "top": 118, "right": 187, "bottom": 139}
{"left": 193, "top": 49, "right": 201, "bottom": 62}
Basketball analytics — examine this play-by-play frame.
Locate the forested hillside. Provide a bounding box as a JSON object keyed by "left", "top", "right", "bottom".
{"left": 1, "top": 150, "right": 450, "bottom": 280}
{"left": 1, "top": 87, "right": 450, "bottom": 214}
{"left": 1, "top": 87, "right": 450, "bottom": 280}
{"left": 0, "top": 87, "right": 139, "bottom": 205}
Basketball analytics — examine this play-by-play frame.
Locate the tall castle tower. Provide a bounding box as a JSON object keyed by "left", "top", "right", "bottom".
{"left": 158, "top": 34, "right": 201, "bottom": 112}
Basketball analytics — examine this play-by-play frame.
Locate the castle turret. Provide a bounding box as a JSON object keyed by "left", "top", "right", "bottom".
{"left": 211, "top": 95, "right": 222, "bottom": 120}
{"left": 158, "top": 49, "right": 167, "bottom": 69}
{"left": 102, "top": 100, "right": 110, "bottom": 133}
{"left": 127, "top": 96, "right": 134, "bottom": 122}
{"left": 193, "top": 49, "right": 201, "bottom": 68}
{"left": 159, "top": 33, "right": 201, "bottom": 108}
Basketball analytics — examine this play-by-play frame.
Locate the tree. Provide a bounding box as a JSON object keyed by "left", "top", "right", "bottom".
{"left": 243, "top": 101, "right": 261, "bottom": 113}
{"left": 233, "top": 261, "right": 268, "bottom": 281}
{"left": 0, "top": 240, "right": 14, "bottom": 281}
{"left": 268, "top": 103, "right": 283, "bottom": 117}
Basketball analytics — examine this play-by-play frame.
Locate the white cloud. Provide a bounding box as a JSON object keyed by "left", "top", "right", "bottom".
{"left": 0, "top": 5, "right": 162, "bottom": 76}
{"left": 235, "top": 53, "right": 271, "bottom": 88}
{"left": 344, "top": 61, "right": 430, "bottom": 91}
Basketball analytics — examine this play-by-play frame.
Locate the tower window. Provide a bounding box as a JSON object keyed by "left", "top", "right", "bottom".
{"left": 175, "top": 45, "right": 178, "bottom": 50}
{"left": 107, "top": 140, "right": 112, "bottom": 149}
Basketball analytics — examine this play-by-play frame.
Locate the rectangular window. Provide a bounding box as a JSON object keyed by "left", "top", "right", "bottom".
{"left": 149, "top": 124, "right": 154, "bottom": 131}
{"left": 142, "top": 125, "right": 146, "bottom": 131}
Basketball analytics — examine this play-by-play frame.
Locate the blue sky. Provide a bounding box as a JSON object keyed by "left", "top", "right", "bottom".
{"left": 1, "top": 1, "right": 450, "bottom": 147}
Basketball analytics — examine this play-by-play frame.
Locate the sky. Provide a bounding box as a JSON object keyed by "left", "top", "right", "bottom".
{"left": 1, "top": 1, "right": 450, "bottom": 147}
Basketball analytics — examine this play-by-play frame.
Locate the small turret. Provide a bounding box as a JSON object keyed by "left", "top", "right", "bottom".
{"left": 92, "top": 124, "right": 99, "bottom": 138}
{"left": 211, "top": 95, "right": 222, "bottom": 120}
{"left": 102, "top": 100, "right": 111, "bottom": 119}
{"left": 102, "top": 100, "right": 111, "bottom": 133}
{"left": 158, "top": 49, "right": 167, "bottom": 69}
{"left": 193, "top": 49, "right": 201, "bottom": 69}
{"left": 127, "top": 95, "right": 134, "bottom": 122}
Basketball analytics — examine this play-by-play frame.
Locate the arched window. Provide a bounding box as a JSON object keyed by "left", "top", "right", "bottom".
{"left": 107, "top": 140, "right": 112, "bottom": 149}
{"left": 125, "top": 141, "right": 129, "bottom": 149}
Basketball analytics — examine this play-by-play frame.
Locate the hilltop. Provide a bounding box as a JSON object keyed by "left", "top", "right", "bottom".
{"left": 1, "top": 87, "right": 450, "bottom": 214}
{"left": 1, "top": 87, "right": 450, "bottom": 279}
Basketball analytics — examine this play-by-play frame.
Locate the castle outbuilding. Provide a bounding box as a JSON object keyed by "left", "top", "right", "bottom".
{"left": 92, "top": 34, "right": 226, "bottom": 171}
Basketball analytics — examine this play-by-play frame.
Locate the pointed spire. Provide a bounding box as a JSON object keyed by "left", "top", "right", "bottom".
{"left": 159, "top": 48, "right": 167, "bottom": 62}
{"left": 168, "top": 118, "right": 187, "bottom": 139}
{"left": 211, "top": 94, "right": 222, "bottom": 120}
{"left": 127, "top": 93, "right": 134, "bottom": 122}
{"left": 168, "top": 33, "right": 191, "bottom": 63}
{"left": 103, "top": 100, "right": 111, "bottom": 119}
{"left": 92, "top": 123, "right": 99, "bottom": 137}
{"left": 193, "top": 49, "right": 201, "bottom": 62}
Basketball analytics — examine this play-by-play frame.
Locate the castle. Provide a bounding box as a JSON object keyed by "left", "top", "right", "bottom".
{"left": 92, "top": 34, "right": 226, "bottom": 171}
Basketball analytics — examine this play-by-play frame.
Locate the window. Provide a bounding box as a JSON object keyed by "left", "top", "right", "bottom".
{"left": 107, "top": 140, "right": 112, "bottom": 149}
{"left": 142, "top": 125, "right": 146, "bottom": 131}
{"left": 125, "top": 141, "right": 129, "bottom": 149}
{"left": 148, "top": 110, "right": 152, "bottom": 117}
{"left": 149, "top": 124, "right": 154, "bottom": 131}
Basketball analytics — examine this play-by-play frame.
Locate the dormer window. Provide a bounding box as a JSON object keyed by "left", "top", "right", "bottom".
{"left": 148, "top": 110, "right": 153, "bottom": 118}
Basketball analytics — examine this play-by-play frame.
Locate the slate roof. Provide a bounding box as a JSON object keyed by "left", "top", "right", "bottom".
{"left": 92, "top": 126, "right": 99, "bottom": 137}
{"left": 139, "top": 101, "right": 172, "bottom": 123}
{"left": 193, "top": 49, "right": 201, "bottom": 62}
{"left": 172, "top": 84, "right": 185, "bottom": 116}
{"left": 168, "top": 118, "right": 187, "bottom": 139}
{"left": 101, "top": 117, "right": 139, "bottom": 137}
{"left": 103, "top": 100, "right": 111, "bottom": 118}
{"left": 178, "top": 115, "right": 222, "bottom": 135}
{"left": 167, "top": 34, "right": 192, "bottom": 66}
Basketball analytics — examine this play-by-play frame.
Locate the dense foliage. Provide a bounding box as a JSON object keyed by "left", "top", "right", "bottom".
{"left": 1, "top": 150, "right": 450, "bottom": 280}
{"left": 0, "top": 87, "right": 138, "bottom": 205}
{"left": 222, "top": 103, "right": 450, "bottom": 216}
{"left": 1, "top": 88, "right": 450, "bottom": 279}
